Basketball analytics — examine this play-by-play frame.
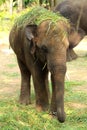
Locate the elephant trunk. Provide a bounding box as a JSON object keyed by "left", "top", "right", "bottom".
{"left": 48, "top": 57, "right": 66, "bottom": 122}
{"left": 51, "top": 65, "right": 66, "bottom": 123}
{"left": 47, "top": 49, "right": 67, "bottom": 122}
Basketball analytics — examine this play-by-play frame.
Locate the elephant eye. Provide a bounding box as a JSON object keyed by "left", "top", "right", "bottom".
{"left": 41, "top": 45, "right": 48, "bottom": 53}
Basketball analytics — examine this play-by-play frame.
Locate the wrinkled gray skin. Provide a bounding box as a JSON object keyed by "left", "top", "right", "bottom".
{"left": 9, "top": 18, "right": 83, "bottom": 122}
{"left": 55, "top": 0, "right": 87, "bottom": 33}
{"left": 54, "top": 0, "right": 87, "bottom": 60}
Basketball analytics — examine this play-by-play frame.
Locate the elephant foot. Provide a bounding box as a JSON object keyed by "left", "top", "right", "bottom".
{"left": 19, "top": 96, "right": 31, "bottom": 105}
{"left": 57, "top": 111, "right": 66, "bottom": 123}
{"left": 36, "top": 99, "right": 49, "bottom": 111}
{"left": 36, "top": 102, "right": 49, "bottom": 111}
{"left": 50, "top": 111, "right": 66, "bottom": 123}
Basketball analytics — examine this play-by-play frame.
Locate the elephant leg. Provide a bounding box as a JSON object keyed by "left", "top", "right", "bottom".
{"left": 67, "top": 48, "right": 78, "bottom": 61}
{"left": 32, "top": 68, "right": 49, "bottom": 111}
{"left": 17, "top": 58, "right": 31, "bottom": 105}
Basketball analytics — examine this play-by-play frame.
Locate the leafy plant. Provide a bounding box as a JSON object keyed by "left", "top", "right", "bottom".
{"left": 0, "top": 0, "right": 6, "bottom": 6}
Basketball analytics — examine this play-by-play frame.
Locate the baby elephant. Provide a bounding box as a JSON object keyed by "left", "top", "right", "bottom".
{"left": 9, "top": 7, "right": 83, "bottom": 122}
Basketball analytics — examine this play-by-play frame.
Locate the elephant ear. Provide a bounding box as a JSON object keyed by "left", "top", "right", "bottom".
{"left": 77, "top": 28, "right": 85, "bottom": 39}
{"left": 25, "top": 25, "right": 37, "bottom": 54}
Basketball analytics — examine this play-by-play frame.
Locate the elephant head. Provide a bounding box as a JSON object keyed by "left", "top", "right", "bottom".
{"left": 24, "top": 20, "right": 84, "bottom": 122}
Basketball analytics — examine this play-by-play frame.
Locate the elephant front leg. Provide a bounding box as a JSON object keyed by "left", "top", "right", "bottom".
{"left": 32, "top": 69, "right": 49, "bottom": 111}
{"left": 17, "top": 58, "right": 31, "bottom": 105}
{"left": 50, "top": 65, "right": 66, "bottom": 123}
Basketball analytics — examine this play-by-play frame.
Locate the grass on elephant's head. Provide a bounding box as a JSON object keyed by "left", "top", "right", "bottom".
{"left": 15, "top": 6, "right": 68, "bottom": 28}
{"left": 0, "top": 81, "right": 87, "bottom": 130}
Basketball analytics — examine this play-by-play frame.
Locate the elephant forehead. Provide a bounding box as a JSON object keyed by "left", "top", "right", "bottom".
{"left": 37, "top": 22, "right": 66, "bottom": 46}
{"left": 37, "top": 20, "right": 51, "bottom": 34}
{"left": 38, "top": 21, "right": 67, "bottom": 35}
{"left": 37, "top": 21, "right": 68, "bottom": 42}
{"left": 37, "top": 21, "right": 69, "bottom": 49}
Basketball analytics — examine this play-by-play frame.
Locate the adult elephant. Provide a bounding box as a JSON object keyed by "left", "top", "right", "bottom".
{"left": 9, "top": 7, "right": 83, "bottom": 122}
{"left": 54, "top": 0, "right": 86, "bottom": 60}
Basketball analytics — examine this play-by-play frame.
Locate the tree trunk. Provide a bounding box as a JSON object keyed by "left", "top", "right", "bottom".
{"left": 39, "top": 0, "right": 43, "bottom": 5}
{"left": 49, "top": 0, "right": 59, "bottom": 9}
{"left": 18, "top": 0, "right": 25, "bottom": 12}
{"left": 39, "top": 0, "right": 59, "bottom": 9}
{"left": 9, "top": 0, "right": 13, "bottom": 14}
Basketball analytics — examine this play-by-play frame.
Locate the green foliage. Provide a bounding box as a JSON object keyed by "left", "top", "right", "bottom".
{"left": 0, "top": 11, "right": 17, "bottom": 32}
{"left": 0, "top": 0, "right": 6, "bottom": 6}
{"left": 15, "top": 6, "right": 68, "bottom": 28}
{"left": 24, "top": 0, "right": 38, "bottom": 4}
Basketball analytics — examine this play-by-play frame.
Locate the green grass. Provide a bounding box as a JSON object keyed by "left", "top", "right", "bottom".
{"left": 0, "top": 100, "right": 87, "bottom": 130}
{"left": 65, "top": 81, "right": 87, "bottom": 103}
{"left": 7, "top": 63, "right": 17, "bottom": 68}
{"left": 67, "top": 57, "right": 87, "bottom": 68}
{"left": 2, "top": 71, "right": 20, "bottom": 78}
{"left": 0, "top": 81, "right": 87, "bottom": 130}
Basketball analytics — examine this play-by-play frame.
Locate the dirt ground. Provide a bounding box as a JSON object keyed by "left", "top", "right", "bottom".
{"left": 0, "top": 36, "right": 87, "bottom": 99}
{"left": 0, "top": 43, "right": 20, "bottom": 99}
{"left": 67, "top": 36, "right": 87, "bottom": 81}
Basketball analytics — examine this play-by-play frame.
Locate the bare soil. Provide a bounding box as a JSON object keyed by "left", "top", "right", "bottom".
{"left": 0, "top": 44, "right": 20, "bottom": 99}
{"left": 67, "top": 36, "right": 87, "bottom": 81}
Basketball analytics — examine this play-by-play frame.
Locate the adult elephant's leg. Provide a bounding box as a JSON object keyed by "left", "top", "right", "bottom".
{"left": 67, "top": 48, "right": 78, "bottom": 61}
{"left": 32, "top": 67, "right": 49, "bottom": 111}
{"left": 17, "top": 57, "right": 31, "bottom": 105}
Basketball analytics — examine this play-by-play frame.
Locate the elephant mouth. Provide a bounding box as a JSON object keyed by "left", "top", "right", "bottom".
{"left": 47, "top": 64, "right": 66, "bottom": 74}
